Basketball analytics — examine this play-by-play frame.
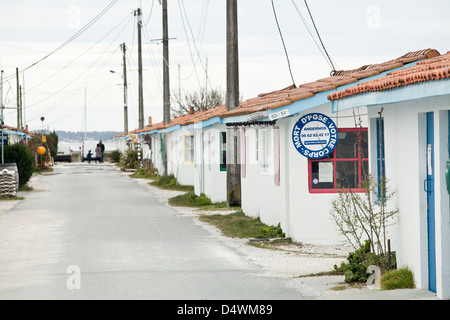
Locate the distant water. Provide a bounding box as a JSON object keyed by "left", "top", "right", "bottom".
{"left": 64, "top": 139, "right": 117, "bottom": 156}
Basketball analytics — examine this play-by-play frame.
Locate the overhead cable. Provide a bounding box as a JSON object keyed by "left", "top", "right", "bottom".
{"left": 302, "top": 0, "right": 337, "bottom": 74}
{"left": 271, "top": 0, "right": 296, "bottom": 87}
{"left": 4, "top": 0, "right": 119, "bottom": 81}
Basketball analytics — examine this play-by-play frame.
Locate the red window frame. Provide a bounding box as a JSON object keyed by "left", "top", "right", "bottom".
{"left": 308, "top": 127, "right": 368, "bottom": 193}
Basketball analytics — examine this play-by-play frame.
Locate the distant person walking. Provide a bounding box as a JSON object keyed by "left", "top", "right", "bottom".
{"left": 97, "top": 140, "right": 105, "bottom": 163}
{"left": 87, "top": 150, "right": 93, "bottom": 164}
{"left": 95, "top": 145, "right": 102, "bottom": 163}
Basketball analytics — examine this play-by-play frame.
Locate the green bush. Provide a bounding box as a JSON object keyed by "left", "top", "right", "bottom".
{"left": 109, "top": 149, "right": 122, "bottom": 163}
{"left": 381, "top": 267, "right": 415, "bottom": 290}
{"left": 4, "top": 143, "right": 34, "bottom": 188}
{"left": 118, "top": 150, "right": 139, "bottom": 169}
{"left": 334, "top": 240, "right": 397, "bottom": 283}
{"left": 334, "top": 240, "right": 373, "bottom": 283}
{"left": 256, "top": 223, "right": 285, "bottom": 238}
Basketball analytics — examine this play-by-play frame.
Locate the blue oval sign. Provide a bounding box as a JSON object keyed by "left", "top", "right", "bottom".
{"left": 292, "top": 113, "right": 338, "bottom": 159}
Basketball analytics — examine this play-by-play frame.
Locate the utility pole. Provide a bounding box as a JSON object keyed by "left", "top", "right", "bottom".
{"left": 136, "top": 8, "right": 144, "bottom": 129}
{"left": 162, "top": 0, "right": 170, "bottom": 126}
{"left": 120, "top": 43, "right": 129, "bottom": 133}
{"left": 162, "top": 0, "right": 170, "bottom": 176}
{"left": 19, "top": 85, "right": 23, "bottom": 129}
{"left": 226, "top": 0, "right": 241, "bottom": 207}
{"left": 16, "top": 68, "right": 20, "bottom": 128}
{"left": 22, "top": 73, "right": 27, "bottom": 138}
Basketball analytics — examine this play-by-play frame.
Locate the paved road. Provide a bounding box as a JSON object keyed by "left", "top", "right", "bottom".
{"left": 0, "top": 163, "right": 309, "bottom": 300}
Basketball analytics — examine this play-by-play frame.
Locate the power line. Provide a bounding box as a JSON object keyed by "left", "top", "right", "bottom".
{"left": 4, "top": 0, "right": 119, "bottom": 81}
{"left": 302, "top": 0, "right": 336, "bottom": 74}
{"left": 23, "top": 13, "right": 133, "bottom": 111}
{"left": 177, "top": 0, "right": 212, "bottom": 90}
{"left": 27, "top": 12, "right": 134, "bottom": 94}
{"left": 290, "top": 0, "right": 334, "bottom": 71}
{"left": 271, "top": 0, "right": 296, "bottom": 87}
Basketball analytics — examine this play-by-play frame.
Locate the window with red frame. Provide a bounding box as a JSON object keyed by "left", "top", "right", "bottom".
{"left": 308, "top": 128, "right": 368, "bottom": 193}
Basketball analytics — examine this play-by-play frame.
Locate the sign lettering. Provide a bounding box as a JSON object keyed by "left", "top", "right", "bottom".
{"left": 292, "top": 113, "right": 338, "bottom": 159}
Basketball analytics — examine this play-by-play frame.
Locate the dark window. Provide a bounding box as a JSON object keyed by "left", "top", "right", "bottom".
{"left": 220, "top": 132, "right": 226, "bottom": 171}
{"left": 308, "top": 128, "right": 368, "bottom": 193}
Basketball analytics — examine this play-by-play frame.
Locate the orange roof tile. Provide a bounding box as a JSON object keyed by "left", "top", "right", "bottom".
{"left": 122, "top": 49, "right": 440, "bottom": 135}
{"left": 131, "top": 105, "right": 228, "bottom": 135}
{"left": 328, "top": 49, "right": 447, "bottom": 101}
{"left": 220, "top": 48, "right": 440, "bottom": 117}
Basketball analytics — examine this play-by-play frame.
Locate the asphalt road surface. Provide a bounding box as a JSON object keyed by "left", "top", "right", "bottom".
{"left": 0, "top": 163, "right": 309, "bottom": 300}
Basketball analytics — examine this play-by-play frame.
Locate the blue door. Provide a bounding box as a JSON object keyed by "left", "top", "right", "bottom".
{"left": 426, "top": 112, "right": 436, "bottom": 293}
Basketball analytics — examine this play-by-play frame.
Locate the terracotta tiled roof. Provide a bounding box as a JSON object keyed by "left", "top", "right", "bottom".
{"left": 221, "top": 48, "right": 440, "bottom": 117}
{"left": 328, "top": 49, "right": 446, "bottom": 101}
{"left": 120, "top": 49, "right": 440, "bottom": 136}
{"left": 131, "top": 105, "right": 228, "bottom": 135}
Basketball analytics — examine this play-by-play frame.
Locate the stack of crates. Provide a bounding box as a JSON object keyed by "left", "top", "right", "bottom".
{"left": 0, "top": 168, "right": 17, "bottom": 197}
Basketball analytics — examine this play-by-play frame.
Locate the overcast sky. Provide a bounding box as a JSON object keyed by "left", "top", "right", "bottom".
{"left": 0, "top": 0, "right": 449, "bottom": 135}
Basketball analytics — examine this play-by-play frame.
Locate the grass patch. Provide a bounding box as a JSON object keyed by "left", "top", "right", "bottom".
{"left": 381, "top": 267, "right": 415, "bottom": 290}
{"left": 34, "top": 165, "right": 54, "bottom": 174}
{"left": 199, "top": 210, "right": 285, "bottom": 239}
{"left": 19, "top": 184, "right": 33, "bottom": 192}
{"left": 0, "top": 196, "right": 24, "bottom": 201}
{"left": 169, "top": 192, "right": 212, "bottom": 207}
{"left": 330, "top": 283, "right": 364, "bottom": 291}
{"left": 149, "top": 174, "right": 194, "bottom": 192}
{"left": 129, "top": 168, "right": 158, "bottom": 179}
{"left": 168, "top": 191, "right": 230, "bottom": 210}
{"left": 330, "top": 285, "right": 348, "bottom": 291}
{"left": 295, "top": 269, "right": 342, "bottom": 278}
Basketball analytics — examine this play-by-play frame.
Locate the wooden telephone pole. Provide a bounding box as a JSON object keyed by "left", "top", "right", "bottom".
{"left": 162, "top": 0, "right": 170, "bottom": 176}
{"left": 226, "top": 0, "right": 241, "bottom": 206}
{"left": 162, "top": 0, "right": 170, "bottom": 126}
{"left": 136, "top": 8, "right": 144, "bottom": 129}
{"left": 120, "top": 43, "right": 129, "bottom": 133}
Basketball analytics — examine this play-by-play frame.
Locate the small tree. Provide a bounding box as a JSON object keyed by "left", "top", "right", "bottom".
{"left": 171, "top": 87, "right": 225, "bottom": 117}
{"left": 45, "top": 130, "right": 59, "bottom": 159}
{"left": 331, "top": 175, "right": 398, "bottom": 263}
{"left": 330, "top": 108, "right": 398, "bottom": 277}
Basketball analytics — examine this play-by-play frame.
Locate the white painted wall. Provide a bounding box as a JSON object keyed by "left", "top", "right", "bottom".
{"left": 166, "top": 129, "right": 195, "bottom": 186}
{"left": 240, "top": 103, "right": 368, "bottom": 245}
{"left": 194, "top": 125, "right": 227, "bottom": 203}
{"left": 146, "top": 134, "right": 164, "bottom": 175}
{"left": 286, "top": 105, "right": 368, "bottom": 245}
{"left": 114, "top": 137, "right": 128, "bottom": 154}
{"left": 367, "top": 95, "right": 450, "bottom": 299}
{"left": 241, "top": 125, "right": 282, "bottom": 229}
